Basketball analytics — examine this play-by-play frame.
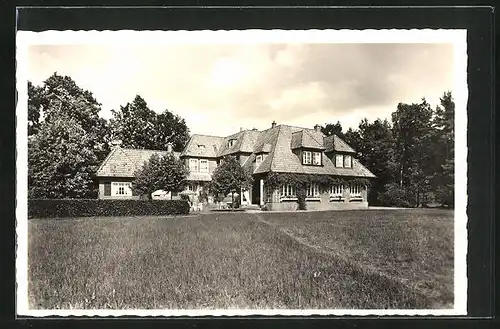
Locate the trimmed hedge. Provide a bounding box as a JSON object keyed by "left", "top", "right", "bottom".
{"left": 28, "top": 199, "right": 190, "bottom": 219}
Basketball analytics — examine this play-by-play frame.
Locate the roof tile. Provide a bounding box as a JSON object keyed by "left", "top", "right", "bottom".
{"left": 97, "top": 124, "right": 375, "bottom": 180}
{"left": 96, "top": 148, "right": 180, "bottom": 178}
{"left": 180, "top": 134, "right": 225, "bottom": 158}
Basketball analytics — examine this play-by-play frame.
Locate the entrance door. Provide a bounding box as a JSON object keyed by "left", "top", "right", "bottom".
{"left": 251, "top": 180, "right": 260, "bottom": 205}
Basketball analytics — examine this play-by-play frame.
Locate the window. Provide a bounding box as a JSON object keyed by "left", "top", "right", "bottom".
{"left": 302, "top": 151, "right": 312, "bottom": 165}
{"left": 280, "top": 184, "right": 296, "bottom": 198}
{"left": 256, "top": 154, "right": 263, "bottom": 166}
{"left": 350, "top": 185, "right": 362, "bottom": 197}
{"left": 306, "top": 183, "right": 320, "bottom": 197}
{"left": 112, "top": 182, "right": 132, "bottom": 196}
{"left": 189, "top": 158, "right": 199, "bottom": 172}
{"left": 104, "top": 182, "right": 111, "bottom": 196}
{"left": 329, "top": 184, "right": 344, "bottom": 196}
{"left": 199, "top": 159, "right": 209, "bottom": 172}
{"left": 198, "top": 144, "right": 205, "bottom": 149}
{"left": 344, "top": 155, "right": 352, "bottom": 168}
{"left": 335, "top": 154, "right": 344, "bottom": 167}
{"left": 186, "top": 183, "right": 197, "bottom": 192}
{"left": 313, "top": 152, "right": 322, "bottom": 165}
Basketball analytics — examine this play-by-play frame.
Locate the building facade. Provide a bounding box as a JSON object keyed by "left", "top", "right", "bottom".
{"left": 95, "top": 122, "right": 376, "bottom": 210}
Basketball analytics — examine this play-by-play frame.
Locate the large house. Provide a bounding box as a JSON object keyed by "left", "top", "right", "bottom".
{"left": 96, "top": 122, "right": 376, "bottom": 210}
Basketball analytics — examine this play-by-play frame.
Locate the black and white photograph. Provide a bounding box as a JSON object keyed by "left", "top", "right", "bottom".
{"left": 16, "top": 28, "right": 467, "bottom": 316}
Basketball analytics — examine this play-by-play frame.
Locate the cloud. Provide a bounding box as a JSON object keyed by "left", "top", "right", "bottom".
{"left": 28, "top": 42, "right": 454, "bottom": 136}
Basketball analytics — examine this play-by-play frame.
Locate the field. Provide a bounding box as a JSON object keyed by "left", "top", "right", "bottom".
{"left": 28, "top": 209, "right": 454, "bottom": 310}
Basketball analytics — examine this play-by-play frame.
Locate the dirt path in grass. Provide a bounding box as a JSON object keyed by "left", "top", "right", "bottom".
{"left": 250, "top": 213, "right": 448, "bottom": 308}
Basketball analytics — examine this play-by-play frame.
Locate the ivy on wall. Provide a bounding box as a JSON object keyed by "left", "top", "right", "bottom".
{"left": 265, "top": 172, "right": 372, "bottom": 191}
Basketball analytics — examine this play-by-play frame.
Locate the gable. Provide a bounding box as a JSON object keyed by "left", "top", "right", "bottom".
{"left": 324, "top": 135, "right": 356, "bottom": 153}
{"left": 291, "top": 129, "right": 325, "bottom": 150}
{"left": 96, "top": 147, "right": 180, "bottom": 178}
{"left": 181, "top": 134, "right": 225, "bottom": 158}
{"left": 218, "top": 129, "right": 261, "bottom": 156}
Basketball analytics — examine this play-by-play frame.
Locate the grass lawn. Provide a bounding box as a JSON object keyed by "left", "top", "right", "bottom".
{"left": 257, "top": 209, "right": 454, "bottom": 308}
{"left": 28, "top": 209, "right": 453, "bottom": 310}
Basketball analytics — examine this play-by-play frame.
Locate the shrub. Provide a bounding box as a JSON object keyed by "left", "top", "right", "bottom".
{"left": 378, "top": 183, "right": 416, "bottom": 208}
{"left": 133, "top": 153, "right": 189, "bottom": 199}
{"left": 179, "top": 194, "right": 191, "bottom": 204}
{"left": 28, "top": 199, "right": 190, "bottom": 219}
{"left": 198, "top": 189, "right": 209, "bottom": 203}
{"left": 233, "top": 194, "right": 241, "bottom": 209}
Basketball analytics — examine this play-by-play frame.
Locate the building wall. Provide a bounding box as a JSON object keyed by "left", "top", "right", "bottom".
{"left": 184, "top": 157, "right": 218, "bottom": 174}
{"left": 208, "top": 159, "right": 218, "bottom": 173}
{"left": 265, "top": 185, "right": 369, "bottom": 211}
{"left": 239, "top": 153, "right": 252, "bottom": 166}
{"left": 267, "top": 199, "right": 369, "bottom": 211}
{"left": 98, "top": 177, "right": 139, "bottom": 199}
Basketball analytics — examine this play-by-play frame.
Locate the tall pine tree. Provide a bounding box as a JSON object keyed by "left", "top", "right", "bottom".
{"left": 431, "top": 92, "right": 455, "bottom": 207}
{"left": 391, "top": 99, "right": 434, "bottom": 207}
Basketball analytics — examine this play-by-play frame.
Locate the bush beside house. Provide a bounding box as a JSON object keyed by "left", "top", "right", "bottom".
{"left": 28, "top": 199, "right": 190, "bottom": 219}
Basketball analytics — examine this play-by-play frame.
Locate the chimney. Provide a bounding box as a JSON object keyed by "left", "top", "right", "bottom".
{"left": 314, "top": 124, "right": 322, "bottom": 133}
{"left": 166, "top": 142, "right": 173, "bottom": 153}
{"left": 252, "top": 128, "right": 258, "bottom": 131}
{"left": 271, "top": 121, "right": 277, "bottom": 128}
{"left": 240, "top": 127, "right": 244, "bottom": 132}
{"left": 110, "top": 139, "right": 122, "bottom": 148}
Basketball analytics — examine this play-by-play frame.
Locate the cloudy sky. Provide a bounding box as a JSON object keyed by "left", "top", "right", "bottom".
{"left": 27, "top": 42, "right": 454, "bottom": 136}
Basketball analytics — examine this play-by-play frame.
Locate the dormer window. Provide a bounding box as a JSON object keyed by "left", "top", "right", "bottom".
{"left": 344, "top": 155, "right": 352, "bottom": 168}
{"left": 303, "top": 151, "right": 312, "bottom": 164}
{"left": 313, "top": 152, "right": 321, "bottom": 165}
{"left": 335, "top": 154, "right": 353, "bottom": 168}
{"left": 335, "top": 154, "right": 344, "bottom": 168}
{"left": 256, "top": 154, "right": 263, "bottom": 166}
{"left": 303, "top": 151, "right": 322, "bottom": 166}
{"left": 198, "top": 144, "right": 205, "bottom": 149}
{"left": 228, "top": 139, "right": 236, "bottom": 147}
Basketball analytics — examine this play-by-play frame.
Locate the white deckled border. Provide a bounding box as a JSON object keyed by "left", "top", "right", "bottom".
{"left": 16, "top": 29, "right": 468, "bottom": 317}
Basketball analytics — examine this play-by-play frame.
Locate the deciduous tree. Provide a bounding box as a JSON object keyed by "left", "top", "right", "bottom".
{"left": 28, "top": 73, "right": 112, "bottom": 198}
{"left": 28, "top": 73, "right": 111, "bottom": 161}
{"left": 110, "top": 95, "right": 190, "bottom": 151}
{"left": 28, "top": 115, "right": 98, "bottom": 199}
{"left": 321, "top": 121, "right": 344, "bottom": 138}
{"left": 133, "top": 153, "right": 189, "bottom": 199}
{"left": 210, "top": 156, "right": 253, "bottom": 208}
{"left": 28, "top": 81, "right": 43, "bottom": 135}
{"left": 352, "top": 118, "right": 398, "bottom": 205}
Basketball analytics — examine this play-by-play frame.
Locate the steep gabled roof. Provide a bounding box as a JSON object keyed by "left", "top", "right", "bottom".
{"left": 290, "top": 129, "right": 326, "bottom": 150}
{"left": 96, "top": 147, "right": 180, "bottom": 178}
{"left": 96, "top": 124, "right": 374, "bottom": 180}
{"left": 323, "top": 135, "right": 356, "bottom": 153}
{"left": 217, "top": 129, "right": 261, "bottom": 156}
{"left": 181, "top": 134, "right": 225, "bottom": 158}
{"left": 252, "top": 126, "right": 282, "bottom": 174}
{"left": 253, "top": 125, "right": 375, "bottom": 178}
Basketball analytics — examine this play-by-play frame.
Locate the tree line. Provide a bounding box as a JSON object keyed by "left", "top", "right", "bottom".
{"left": 28, "top": 73, "right": 190, "bottom": 199}
{"left": 322, "top": 93, "right": 455, "bottom": 208}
